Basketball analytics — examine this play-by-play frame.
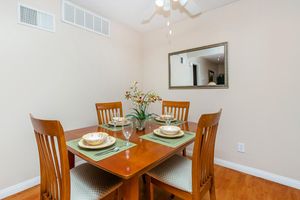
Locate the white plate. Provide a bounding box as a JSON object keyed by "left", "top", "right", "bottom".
{"left": 154, "top": 117, "right": 177, "bottom": 123}
{"left": 78, "top": 136, "right": 116, "bottom": 149}
{"left": 108, "top": 120, "right": 131, "bottom": 127}
{"left": 153, "top": 128, "right": 184, "bottom": 138}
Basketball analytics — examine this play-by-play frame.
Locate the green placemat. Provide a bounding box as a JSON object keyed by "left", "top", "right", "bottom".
{"left": 67, "top": 138, "right": 136, "bottom": 161}
{"left": 153, "top": 119, "right": 185, "bottom": 126}
{"left": 100, "top": 124, "right": 123, "bottom": 132}
{"left": 140, "top": 131, "right": 195, "bottom": 148}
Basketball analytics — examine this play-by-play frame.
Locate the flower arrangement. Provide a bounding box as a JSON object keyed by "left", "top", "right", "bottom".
{"left": 125, "top": 81, "right": 161, "bottom": 130}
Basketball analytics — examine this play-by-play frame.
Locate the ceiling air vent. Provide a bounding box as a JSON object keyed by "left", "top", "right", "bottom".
{"left": 18, "top": 4, "right": 55, "bottom": 32}
{"left": 62, "top": 0, "right": 110, "bottom": 37}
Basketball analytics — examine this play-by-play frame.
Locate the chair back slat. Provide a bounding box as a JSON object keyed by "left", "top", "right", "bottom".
{"left": 162, "top": 100, "right": 190, "bottom": 121}
{"left": 95, "top": 102, "right": 123, "bottom": 125}
{"left": 30, "top": 115, "right": 70, "bottom": 200}
{"left": 192, "top": 110, "right": 222, "bottom": 199}
{"left": 50, "top": 136, "right": 62, "bottom": 199}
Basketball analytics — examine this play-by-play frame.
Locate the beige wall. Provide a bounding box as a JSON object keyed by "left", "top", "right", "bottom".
{"left": 1, "top": 0, "right": 300, "bottom": 194}
{"left": 170, "top": 54, "right": 194, "bottom": 86}
{"left": 0, "top": 0, "right": 142, "bottom": 190}
{"left": 142, "top": 0, "right": 300, "bottom": 181}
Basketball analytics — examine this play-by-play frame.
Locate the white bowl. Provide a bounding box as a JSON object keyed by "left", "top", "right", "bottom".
{"left": 112, "top": 117, "right": 125, "bottom": 122}
{"left": 82, "top": 132, "right": 108, "bottom": 146}
{"left": 159, "top": 126, "right": 181, "bottom": 135}
{"left": 160, "top": 115, "right": 173, "bottom": 120}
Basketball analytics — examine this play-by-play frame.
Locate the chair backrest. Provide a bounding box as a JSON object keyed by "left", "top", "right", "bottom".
{"left": 30, "top": 114, "right": 70, "bottom": 200}
{"left": 162, "top": 100, "right": 190, "bottom": 121}
{"left": 95, "top": 102, "right": 123, "bottom": 125}
{"left": 192, "top": 110, "right": 222, "bottom": 199}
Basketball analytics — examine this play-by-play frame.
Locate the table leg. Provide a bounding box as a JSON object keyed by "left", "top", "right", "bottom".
{"left": 121, "top": 176, "right": 140, "bottom": 200}
{"left": 68, "top": 150, "right": 75, "bottom": 169}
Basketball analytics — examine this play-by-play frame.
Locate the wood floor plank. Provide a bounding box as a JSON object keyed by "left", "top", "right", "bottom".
{"left": 4, "top": 165, "right": 300, "bottom": 200}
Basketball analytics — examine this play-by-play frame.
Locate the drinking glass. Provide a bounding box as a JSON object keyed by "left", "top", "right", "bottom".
{"left": 146, "top": 117, "right": 153, "bottom": 133}
{"left": 165, "top": 111, "right": 174, "bottom": 126}
{"left": 122, "top": 119, "right": 133, "bottom": 146}
{"left": 112, "top": 112, "right": 120, "bottom": 129}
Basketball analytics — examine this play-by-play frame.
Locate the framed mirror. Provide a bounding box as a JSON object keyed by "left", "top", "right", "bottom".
{"left": 169, "top": 42, "right": 228, "bottom": 89}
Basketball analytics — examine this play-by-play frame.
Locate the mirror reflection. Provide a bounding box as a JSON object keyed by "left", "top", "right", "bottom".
{"left": 169, "top": 42, "right": 228, "bottom": 88}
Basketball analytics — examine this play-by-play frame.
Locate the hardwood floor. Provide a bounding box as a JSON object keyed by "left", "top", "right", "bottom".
{"left": 4, "top": 165, "right": 300, "bottom": 200}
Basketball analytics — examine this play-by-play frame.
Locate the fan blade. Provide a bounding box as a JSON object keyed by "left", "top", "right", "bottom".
{"left": 179, "top": 0, "right": 188, "bottom": 6}
{"left": 184, "top": 0, "right": 202, "bottom": 16}
{"left": 141, "top": 3, "right": 157, "bottom": 24}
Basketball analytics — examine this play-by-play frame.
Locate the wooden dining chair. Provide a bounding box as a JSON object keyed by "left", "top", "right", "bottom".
{"left": 95, "top": 102, "right": 123, "bottom": 125}
{"left": 30, "top": 114, "right": 122, "bottom": 200}
{"left": 162, "top": 100, "right": 190, "bottom": 156}
{"left": 146, "top": 110, "right": 222, "bottom": 200}
{"left": 162, "top": 100, "right": 190, "bottom": 122}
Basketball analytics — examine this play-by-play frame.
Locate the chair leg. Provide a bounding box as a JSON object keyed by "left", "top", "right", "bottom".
{"left": 209, "top": 182, "right": 216, "bottom": 200}
{"left": 117, "top": 188, "right": 121, "bottom": 200}
{"left": 182, "top": 148, "right": 187, "bottom": 156}
{"left": 145, "top": 175, "right": 154, "bottom": 200}
{"left": 142, "top": 174, "right": 146, "bottom": 184}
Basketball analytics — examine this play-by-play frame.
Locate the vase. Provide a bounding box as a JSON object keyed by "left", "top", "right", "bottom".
{"left": 136, "top": 119, "right": 146, "bottom": 131}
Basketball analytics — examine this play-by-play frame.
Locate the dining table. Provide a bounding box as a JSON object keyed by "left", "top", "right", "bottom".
{"left": 65, "top": 120, "right": 197, "bottom": 200}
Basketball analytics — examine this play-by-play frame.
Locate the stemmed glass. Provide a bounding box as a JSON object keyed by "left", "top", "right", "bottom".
{"left": 146, "top": 117, "right": 153, "bottom": 133}
{"left": 165, "top": 111, "right": 174, "bottom": 126}
{"left": 112, "top": 112, "right": 120, "bottom": 129}
{"left": 122, "top": 119, "right": 133, "bottom": 146}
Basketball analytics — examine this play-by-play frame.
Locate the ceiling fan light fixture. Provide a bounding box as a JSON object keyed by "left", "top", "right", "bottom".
{"left": 179, "top": 0, "right": 188, "bottom": 6}
{"left": 163, "top": 0, "right": 171, "bottom": 11}
{"left": 155, "top": 0, "right": 164, "bottom": 7}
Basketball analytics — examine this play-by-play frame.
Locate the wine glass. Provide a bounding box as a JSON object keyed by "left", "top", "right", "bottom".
{"left": 165, "top": 111, "right": 174, "bottom": 126}
{"left": 146, "top": 117, "right": 154, "bottom": 133}
{"left": 122, "top": 119, "right": 133, "bottom": 146}
{"left": 112, "top": 112, "right": 120, "bottom": 129}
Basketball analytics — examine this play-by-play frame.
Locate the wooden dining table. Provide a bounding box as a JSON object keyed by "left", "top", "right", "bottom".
{"left": 65, "top": 121, "right": 197, "bottom": 200}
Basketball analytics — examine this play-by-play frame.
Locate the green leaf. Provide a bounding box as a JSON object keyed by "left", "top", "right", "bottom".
{"left": 126, "top": 114, "right": 139, "bottom": 119}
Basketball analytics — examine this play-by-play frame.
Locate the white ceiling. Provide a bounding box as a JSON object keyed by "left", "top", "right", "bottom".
{"left": 70, "top": 0, "right": 240, "bottom": 32}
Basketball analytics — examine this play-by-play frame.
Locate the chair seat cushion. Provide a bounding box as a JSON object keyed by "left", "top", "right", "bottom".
{"left": 71, "top": 163, "right": 122, "bottom": 200}
{"left": 147, "top": 155, "right": 192, "bottom": 193}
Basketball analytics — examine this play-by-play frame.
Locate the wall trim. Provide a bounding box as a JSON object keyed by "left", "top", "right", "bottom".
{"left": 0, "top": 160, "right": 85, "bottom": 199}
{"left": 0, "top": 176, "right": 40, "bottom": 199}
{"left": 186, "top": 147, "right": 300, "bottom": 190}
{"left": 75, "top": 159, "right": 86, "bottom": 166}
{"left": 214, "top": 158, "right": 300, "bottom": 190}
{"left": 1, "top": 158, "right": 299, "bottom": 199}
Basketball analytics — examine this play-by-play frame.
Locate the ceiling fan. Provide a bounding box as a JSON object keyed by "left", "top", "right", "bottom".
{"left": 155, "top": 0, "right": 188, "bottom": 11}
{"left": 142, "top": 0, "right": 202, "bottom": 23}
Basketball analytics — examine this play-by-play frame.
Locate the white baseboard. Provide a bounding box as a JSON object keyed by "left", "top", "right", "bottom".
{"left": 214, "top": 158, "right": 300, "bottom": 190}
{"left": 186, "top": 148, "right": 300, "bottom": 190}
{"left": 75, "top": 159, "right": 87, "bottom": 166}
{"left": 0, "top": 176, "right": 40, "bottom": 199}
{"left": 0, "top": 160, "right": 86, "bottom": 199}
{"left": 1, "top": 157, "right": 299, "bottom": 199}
